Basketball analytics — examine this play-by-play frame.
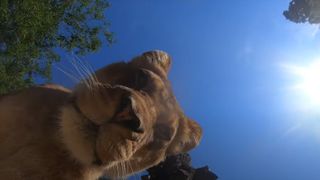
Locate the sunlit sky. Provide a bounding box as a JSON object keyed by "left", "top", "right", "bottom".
{"left": 52, "top": 0, "right": 320, "bottom": 179}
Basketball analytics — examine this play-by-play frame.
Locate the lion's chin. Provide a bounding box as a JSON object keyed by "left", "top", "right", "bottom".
{"left": 102, "top": 160, "right": 139, "bottom": 178}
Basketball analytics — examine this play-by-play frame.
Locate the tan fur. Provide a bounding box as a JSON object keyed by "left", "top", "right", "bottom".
{"left": 0, "top": 50, "right": 202, "bottom": 179}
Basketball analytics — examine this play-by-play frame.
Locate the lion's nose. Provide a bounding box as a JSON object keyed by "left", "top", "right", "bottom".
{"left": 122, "top": 117, "right": 144, "bottom": 134}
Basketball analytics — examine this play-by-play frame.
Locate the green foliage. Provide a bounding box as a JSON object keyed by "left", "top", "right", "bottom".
{"left": 0, "top": 0, "right": 113, "bottom": 94}
{"left": 284, "top": 0, "right": 320, "bottom": 24}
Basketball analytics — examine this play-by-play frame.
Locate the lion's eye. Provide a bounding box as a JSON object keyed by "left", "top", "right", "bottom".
{"left": 118, "top": 97, "right": 131, "bottom": 112}
{"left": 134, "top": 69, "right": 149, "bottom": 89}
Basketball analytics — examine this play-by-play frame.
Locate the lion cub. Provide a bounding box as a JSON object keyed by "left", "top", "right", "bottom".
{"left": 0, "top": 50, "right": 202, "bottom": 179}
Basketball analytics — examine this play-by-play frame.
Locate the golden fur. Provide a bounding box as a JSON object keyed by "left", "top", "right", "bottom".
{"left": 0, "top": 50, "right": 202, "bottom": 179}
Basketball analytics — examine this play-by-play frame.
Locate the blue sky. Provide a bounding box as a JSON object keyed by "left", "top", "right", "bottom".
{"left": 52, "top": 1, "right": 320, "bottom": 179}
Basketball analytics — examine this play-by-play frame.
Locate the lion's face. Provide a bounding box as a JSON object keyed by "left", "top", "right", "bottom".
{"left": 63, "top": 50, "right": 202, "bottom": 178}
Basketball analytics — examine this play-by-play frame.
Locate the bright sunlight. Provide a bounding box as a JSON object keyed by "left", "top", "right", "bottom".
{"left": 283, "top": 60, "right": 320, "bottom": 108}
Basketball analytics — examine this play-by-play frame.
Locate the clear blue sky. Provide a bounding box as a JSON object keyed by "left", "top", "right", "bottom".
{"left": 52, "top": 1, "right": 320, "bottom": 179}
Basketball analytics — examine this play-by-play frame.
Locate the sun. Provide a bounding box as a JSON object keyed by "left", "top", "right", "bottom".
{"left": 280, "top": 59, "right": 320, "bottom": 139}
{"left": 283, "top": 60, "right": 320, "bottom": 107}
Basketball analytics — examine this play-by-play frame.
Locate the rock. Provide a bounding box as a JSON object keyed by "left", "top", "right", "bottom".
{"left": 141, "top": 153, "right": 218, "bottom": 180}
{"left": 194, "top": 166, "right": 218, "bottom": 180}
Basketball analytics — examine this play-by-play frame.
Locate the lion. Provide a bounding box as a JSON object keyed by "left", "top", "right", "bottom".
{"left": 0, "top": 50, "right": 202, "bottom": 179}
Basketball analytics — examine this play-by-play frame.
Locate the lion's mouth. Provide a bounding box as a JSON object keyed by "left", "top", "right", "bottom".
{"left": 70, "top": 97, "right": 99, "bottom": 133}
{"left": 92, "top": 151, "right": 103, "bottom": 166}
{"left": 68, "top": 98, "right": 101, "bottom": 166}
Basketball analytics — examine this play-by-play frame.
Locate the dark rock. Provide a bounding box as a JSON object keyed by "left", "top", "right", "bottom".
{"left": 141, "top": 153, "right": 218, "bottom": 180}
{"left": 194, "top": 166, "right": 218, "bottom": 180}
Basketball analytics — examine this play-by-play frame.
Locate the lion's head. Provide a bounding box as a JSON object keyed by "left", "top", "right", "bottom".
{"left": 60, "top": 50, "right": 202, "bottom": 178}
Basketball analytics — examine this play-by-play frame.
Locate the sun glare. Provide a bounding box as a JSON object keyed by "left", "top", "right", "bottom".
{"left": 283, "top": 60, "right": 320, "bottom": 108}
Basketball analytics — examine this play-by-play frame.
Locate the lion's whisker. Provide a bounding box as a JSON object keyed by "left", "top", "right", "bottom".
{"left": 122, "top": 161, "right": 126, "bottom": 179}
{"left": 74, "top": 54, "right": 100, "bottom": 90}
{"left": 121, "top": 161, "right": 124, "bottom": 179}
{"left": 125, "top": 161, "right": 129, "bottom": 180}
{"left": 67, "top": 53, "right": 92, "bottom": 90}
{"left": 127, "top": 161, "right": 137, "bottom": 180}
{"left": 119, "top": 163, "right": 123, "bottom": 180}
{"left": 69, "top": 57, "right": 91, "bottom": 89}
{"left": 127, "top": 162, "right": 135, "bottom": 180}
{"left": 54, "top": 65, "right": 81, "bottom": 83}
{"left": 121, "top": 161, "right": 124, "bottom": 180}
{"left": 115, "top": 162, "right": 119, "bottom": 179}
{"left": 118, "top": 161, "right": 121, "bottom": 178}
{"left": 124, "top": 162, "right": 127, "bottom": 179}
{"left": 73, "top": 54, "right": 97, "bottom": 88}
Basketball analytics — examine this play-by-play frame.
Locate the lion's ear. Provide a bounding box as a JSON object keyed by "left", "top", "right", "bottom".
{"left": 131, "top": 50, "right": 172, "bottom": 76}
{"left": 167, "top": 117, "right": 203, "bottom": 155}
{"left": 142, "top": 50, "right": 172, "bottom": 74}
